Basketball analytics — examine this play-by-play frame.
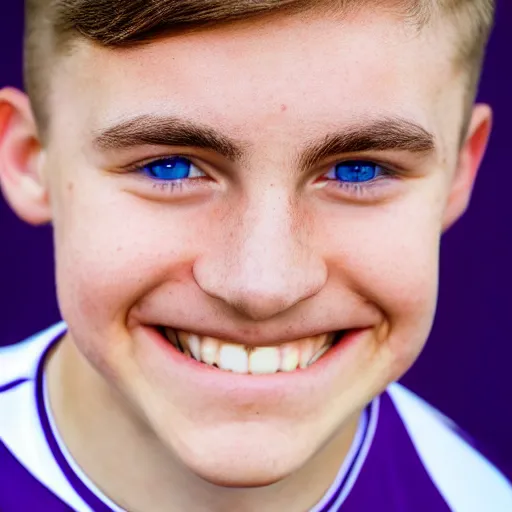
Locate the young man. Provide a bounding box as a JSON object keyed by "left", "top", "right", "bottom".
{"left": 0, "top": 0, "right": 510, "bottom": 510}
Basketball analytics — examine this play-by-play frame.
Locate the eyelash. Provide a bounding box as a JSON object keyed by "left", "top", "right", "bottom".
{"left": 123, "top": 156, "right": 208, "bottom": 193}
{"left": 125, "top": 156, "right": 400, "bottom": 198}
{"left": 322, "top": 164, "right": 398, "bottom": 198}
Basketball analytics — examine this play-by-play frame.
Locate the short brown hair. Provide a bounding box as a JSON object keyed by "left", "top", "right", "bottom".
{"left": 24, "top": 0, "right": 495, "bottom": 133}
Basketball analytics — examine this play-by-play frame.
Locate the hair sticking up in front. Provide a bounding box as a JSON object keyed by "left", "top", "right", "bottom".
{"left": 54, "top": 0, "right": 306, "bottom": 46}
{"left": 24, "top": 0, "right": 495, "bottom": 134}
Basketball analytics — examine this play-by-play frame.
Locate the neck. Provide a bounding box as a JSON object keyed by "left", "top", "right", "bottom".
{"left": 46, "top": 334, "right": 362, "bottom": 512}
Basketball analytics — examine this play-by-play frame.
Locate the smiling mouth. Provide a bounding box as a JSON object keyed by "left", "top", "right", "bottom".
{"left": 159, "top": 328, "right": 347, "bottom": 375}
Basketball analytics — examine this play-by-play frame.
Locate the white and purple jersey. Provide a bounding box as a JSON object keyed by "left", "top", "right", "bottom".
{"left": 1, "top": 324, "right": 511, "bottom": 511}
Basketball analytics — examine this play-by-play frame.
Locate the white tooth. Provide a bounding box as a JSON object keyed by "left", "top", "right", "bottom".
{"left": 249, "top": 347, "right": 280, "bottom": 375}
{"left": 280, "top": 343, "right": 300, "bottom": 372}
{"left": 219, "top": 343, "right": 249, "bottom": 373}
{"left": 187, "top": 334, "right": 201, "bottom": 361}
{"left": 201, "top": 337, "right": 219, "bottom": 366}
{"left": 299, "top": 339, "right": 315, "bottom": 369}
{"left": 308, "top": 345, "right": 331, "bottom": 366}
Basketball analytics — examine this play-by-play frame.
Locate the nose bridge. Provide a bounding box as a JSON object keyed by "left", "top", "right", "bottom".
{"left": 194, "top": 188, "right": 327, "bottom": 321}
{"left": 241, "top": 188, "right": 298, "bottom": 275}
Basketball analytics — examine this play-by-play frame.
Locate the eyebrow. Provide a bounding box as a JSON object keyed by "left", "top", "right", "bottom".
{"left": 299, "top": 117, "right": 436, "bottom": 171}
{"left": 93, "top": 114, "right": 245, "bottom": 161}
{"left": 93, "top": 114, "right": 436, "bottom": 170}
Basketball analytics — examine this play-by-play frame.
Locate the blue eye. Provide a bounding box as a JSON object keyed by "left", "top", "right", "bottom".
{"left": 334, "top": 161, "right": 382, "bottom": 183}
{"left": 142, "top": 157, "right": 203, "bottom": 181}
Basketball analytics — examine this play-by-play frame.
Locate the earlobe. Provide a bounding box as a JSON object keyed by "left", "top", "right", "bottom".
{"left": 0, "top": 87, "right": 51, "bottom": 225}
{"left": 442, "top": 104, "right": 493, "bottom": 231}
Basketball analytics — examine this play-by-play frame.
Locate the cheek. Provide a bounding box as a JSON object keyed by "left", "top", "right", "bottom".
{"left": 50, "top": 173, "right": 197, "bottom": 332}
{"left": 371, "top": 233, "right": 439, "bottom": 372}
{"left": 323, "top": 197, "right": 442, "bottom": 370}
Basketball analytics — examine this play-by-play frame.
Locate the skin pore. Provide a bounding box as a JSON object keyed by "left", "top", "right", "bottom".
{"left": 0, "top": 5, "right": 491, "bottom": 512}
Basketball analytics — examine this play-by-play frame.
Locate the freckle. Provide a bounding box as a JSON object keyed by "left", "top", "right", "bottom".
{"left": 67, "top": 182, "right": 74, "bottom": 192}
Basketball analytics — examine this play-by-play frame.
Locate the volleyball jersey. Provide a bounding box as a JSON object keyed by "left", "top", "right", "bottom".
{"left": 1, "top": 323, "right": 511, "bottom": 511}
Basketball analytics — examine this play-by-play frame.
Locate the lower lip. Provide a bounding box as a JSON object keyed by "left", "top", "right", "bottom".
{"left": 140, "top": 326, "right": 370, "bottom": 396}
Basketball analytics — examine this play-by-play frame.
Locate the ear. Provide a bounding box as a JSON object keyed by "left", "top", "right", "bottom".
{"left": 0, "top": 87, "right": 51, "bottom": 225}
{"left": 442, "top": 104, "right": 492, "bottom": 231}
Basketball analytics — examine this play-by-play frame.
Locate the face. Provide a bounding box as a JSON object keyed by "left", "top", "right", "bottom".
{"left": 0, "top": 7, "right": 491, "bottom": 487}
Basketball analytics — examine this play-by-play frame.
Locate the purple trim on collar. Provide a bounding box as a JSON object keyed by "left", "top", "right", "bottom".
{"left": 35, "top": 338, "right": 117, "bottom": 512}
{"left": 0, "top": 378, "right": 29, "bottom": 393}
{"left": 318, "top": 401, "right": 376, "bottom": 512}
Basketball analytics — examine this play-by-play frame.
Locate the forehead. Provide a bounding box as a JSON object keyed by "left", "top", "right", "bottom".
{"left": 50, "top": 9, "right": 463, "bottom": 151}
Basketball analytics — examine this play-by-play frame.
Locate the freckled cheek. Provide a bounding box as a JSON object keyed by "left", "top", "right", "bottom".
{"left": 371, "top": 236, "right": 439, "bottom": 316}
{"left": 363, "top": 231, "right": 440, "bottom": 373}
{"left": 53, "top": 195, "right": 202, "bottom": 329}
{"left": 326, "top": 214, "right": 440, "bottom": 348}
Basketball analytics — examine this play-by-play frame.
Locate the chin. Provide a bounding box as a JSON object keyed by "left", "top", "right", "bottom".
{"left": 163, "top": 423, "right": 314, "bottom": 489}
{"left": 186, "top": 456, "right": 298, "bottom": 489}
{"left": 193, "top": 464, "right": 292, "bottom": 489}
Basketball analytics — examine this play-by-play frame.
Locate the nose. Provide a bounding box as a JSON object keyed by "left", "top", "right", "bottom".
{"left": 193, "top": 190, "right": 327, "bottom": 321}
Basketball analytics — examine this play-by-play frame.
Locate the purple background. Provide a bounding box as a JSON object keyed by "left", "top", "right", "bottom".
{"left": 1, "top": 2, "right": 511, "bottom": 469}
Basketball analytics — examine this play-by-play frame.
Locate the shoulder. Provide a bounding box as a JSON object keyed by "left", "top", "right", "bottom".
{"left": 0, "top": 323, "right": 67, "bottom": 390}
{"left": 0, "top": 323, "right": 67, "bottom": 440}
{"left": 0, "top": 323, "right": 87, "bottom": 512}
{"left": 387, "top": 383, "right": 512, "bottom": 512}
